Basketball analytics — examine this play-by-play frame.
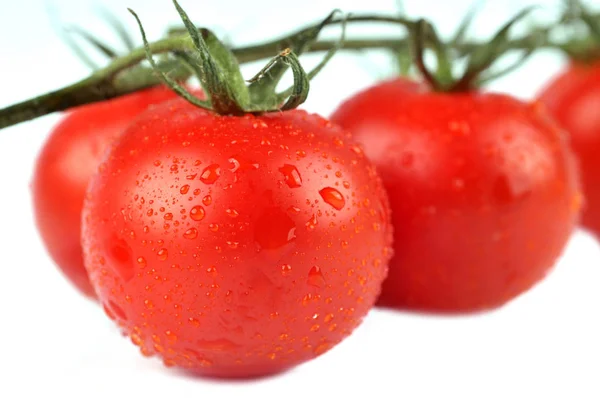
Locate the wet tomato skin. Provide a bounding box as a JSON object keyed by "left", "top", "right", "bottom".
{"left": 32, "top": 86, "right": 179, "bottom": 298}
{"left": 539, "top": 62, "right": 600, "bottom": 236}
{"left": 81, "top": 97, "right": 393, "bottom": 377}
{"left": 331, "top": 78, "right": 581, "bottom": 313}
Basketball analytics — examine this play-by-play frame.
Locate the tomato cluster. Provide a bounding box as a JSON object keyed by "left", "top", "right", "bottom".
{"left": 12, "top": 1, "right": 600, "bottom": 381}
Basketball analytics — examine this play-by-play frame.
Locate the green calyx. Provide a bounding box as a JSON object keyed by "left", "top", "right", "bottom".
{"left": 130, "top": 0, "right": 346, "bottom": 116}
{"left": 409, "top": 7, "right": 538, "bottom": 92}
{"left": 554, "top": 0, "right": 600, "bottom": 63}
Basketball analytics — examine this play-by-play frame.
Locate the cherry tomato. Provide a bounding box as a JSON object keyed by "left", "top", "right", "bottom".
{"left": 81, "top": 97, "right": 393, "bottom": 377}
{"left": 539, "top": 61, "right": 600, "bottom": 236}
{"left": 32, "top": 86, "right": 179, "bottom": 298}
{"left": 331, "top": 78, "right": 581, "bottom": 313}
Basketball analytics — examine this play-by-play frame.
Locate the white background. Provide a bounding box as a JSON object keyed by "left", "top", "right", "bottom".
{"left": 1, "top": 0, "right": 600, "bottom": 397}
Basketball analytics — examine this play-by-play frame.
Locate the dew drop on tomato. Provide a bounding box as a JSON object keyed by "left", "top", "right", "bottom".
{"left": 225, "top": 208, "right": 239, "bottom": 218}
{"left": 281, "top": 264, "right": 292, "bottom": 276}
{"left": 200, "top": 164, "right": 221, "bottom": 184}
{"left": 307, "top": 265, "right": 325, "bottom": 288}
{"left": 183, "top": 228, "right": 198, "bottom": 239}
{"left": 190, "top": 206, "right": 206, "bottom": 221}
{"left": 305, "top": 214, "right": 318, "bottom": 230}
{"left": 279, "top": 164, "right": 303, "bottom": 188}
{"left": 157, "top": 248, "right": 168, "bottom": 261}
{"left": 319, "top": 187, "right": 345, "bottom": 210}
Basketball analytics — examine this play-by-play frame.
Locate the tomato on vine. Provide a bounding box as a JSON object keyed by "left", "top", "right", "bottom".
{"left": 331, "top": 17, "right": 582, "bottom": 313}
{"left": 81, "top": 3, "right": 392, "bottom": 377}
{"left": 32, "top": 86, "right": 179, "bottom": 298}
{"left": 537, "top": 4, "right": 600, "bottom": 237}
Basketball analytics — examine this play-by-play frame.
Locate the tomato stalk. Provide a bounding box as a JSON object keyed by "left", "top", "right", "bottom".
{"left": 1, "top": 4, "right": 599, "bottom": 127}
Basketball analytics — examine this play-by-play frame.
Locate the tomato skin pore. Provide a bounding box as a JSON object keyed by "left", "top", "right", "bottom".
{"left": 331, "top": 78, "right": 581, "bottom": 313}
{"left": 32, "top": 87, "right": 179, "bottom": 298}
{"left": 539, "top": 62, "right": 600, "bottom": 236}
{"left": 81, "top": 98, "right": 392, "bottom": 377}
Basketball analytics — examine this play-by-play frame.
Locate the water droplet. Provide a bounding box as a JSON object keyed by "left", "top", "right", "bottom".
{"left": 281, "top": 264, "right": 292, "bottom": 276}
{"left": 144, "top": 299, "right": 154, "bottom": 309}
{"left": 206, "top": 266, "right": 217, "bottom": 275}
{"left": 186, "top": 173, "right": 197, "bottom": 180}
{"left": 180, "top": 185, "right": 190, "bottom": 194}
{"left": 296, "top": 150, "right": 306, "bottom": 158}
{"left": 163, "top": 213, "right": 173, "bottom": 221}
{"left": 226, "top": 208, "right": 239, "bottom": 218}
{"left": 310, "top": 324, "right": 320, "bottom": 332}
{"left": 202, "top": 195, "right": 212, "bottom": 206}
{"left": 184, "top": 228, "right": 198, "bottom": 239}
{"left": 229, "top": 157, "right": 241, "bottom": 172}
{"left": 157, "top": 248, "right": 168, "bottom": 261}
{"left": 350, "top": 144, "right": 364, "bottom": 157}
{"left": 341, "top": 240, "right": 349, "bottom": 249}
{"left": 188, "top": 317, "right": 201, "bottom": 327}
{"left": 200, "top": 164, "right": 221, "bottom": 184}
{"left": 254, "top": 208, "right": 297, "bottom": 250}
{"left": 279, "top": 164, "right": 303, "bottom": 188}
{"left": 146, "top": 209, "right": 154, "bottom": 217}
{"left": 209, "top": 223, "right": 219, "bottom": 232}
{"left": 137, "top": 257, "right": 147, "bottom": 268}
{"left": 333, "top": 137, "right": 344, "bottom": 147}
{"left": 131, "top": 333, "right": 143, "bottom": 346}
{"left": 190, "top": 206, "right": 206, "bottom": 221}
{"left": 154, "top": 160, "right": 162, "bottom": 167}
{"left": 305, "top": 214, "right": 318, "bottom": 230}
{"left": 308, "top": 265, "right": 325, "bottom": 287}
{"left": 314, "top": 342, "right": 331, "bottom": 355}
{"left": 319, "top": 187, "right": 345, "bottom": 210}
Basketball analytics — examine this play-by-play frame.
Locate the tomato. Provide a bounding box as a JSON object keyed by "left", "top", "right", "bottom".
{"left": 538, "top": 61, "right": 600, "bottom": 236}
{"left": 330, "top": 78, "right": 582, "bottom": 313}
{"left": 81, "top": 97, "right": 392, "bottom": 378}
{"left": 32, "top": 86, "right": 179, "bottom": 298}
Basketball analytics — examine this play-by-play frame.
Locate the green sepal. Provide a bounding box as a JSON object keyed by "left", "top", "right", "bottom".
{"left": 172, "top": 0, "right": 246, "bottom": 115}
{"left": 247, "top": 10, "right": 339, "bottom": 103}
{"left": 455, "top": 7, "right": 535, "bottom": 91}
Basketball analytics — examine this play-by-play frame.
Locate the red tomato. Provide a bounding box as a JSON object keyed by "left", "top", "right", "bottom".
{"left": 538, "top": 61, "right": 600, "bottom": 236}
{"left": 32, "top": 86, "right": 179, "bottom": 298}
{"left": 81, "top": 97, "right": 392, "bottom": 378}
{"left": 331, "top": 78, "right": 582, "bottom": 313}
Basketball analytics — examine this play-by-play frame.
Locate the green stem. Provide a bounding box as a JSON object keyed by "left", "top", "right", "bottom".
{"left": 0, "top": 36, "right": 194, "bottom": 129}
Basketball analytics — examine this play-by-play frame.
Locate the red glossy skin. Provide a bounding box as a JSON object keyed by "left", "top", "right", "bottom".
{"left": 331, "top": 78, "right": 582, "bottom": 313}
{"left": 81, "top": 98, "right": 393, "bottom": 378}
{"left": 539, "top": 62, "right": 600, "bottom": 236}
{"left": 32, "top": 87, "right": 179, "bottom": 298}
